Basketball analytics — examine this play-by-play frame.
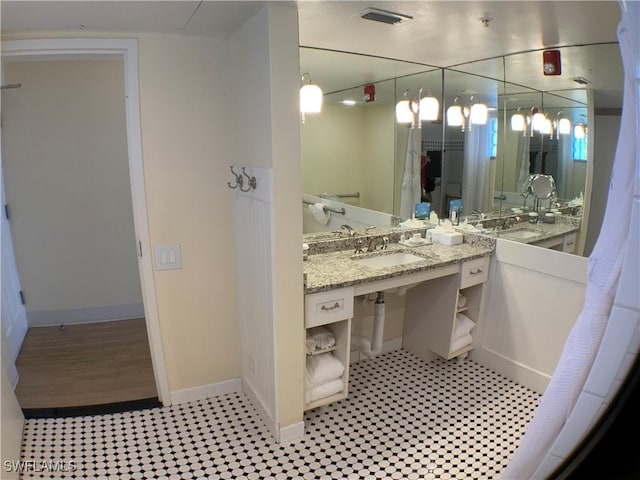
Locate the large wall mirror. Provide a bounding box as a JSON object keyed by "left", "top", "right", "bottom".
{"left": 300, "top": 43, "right": 622, "bottom": 256}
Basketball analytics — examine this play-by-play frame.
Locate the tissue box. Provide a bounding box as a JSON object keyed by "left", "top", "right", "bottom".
{"left": 435, "top": 231, "right": 463, "bottom": 246}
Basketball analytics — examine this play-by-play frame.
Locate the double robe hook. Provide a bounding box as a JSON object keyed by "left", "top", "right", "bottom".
{"left": 227, "top": 166, "right": 257, "bottom": 192}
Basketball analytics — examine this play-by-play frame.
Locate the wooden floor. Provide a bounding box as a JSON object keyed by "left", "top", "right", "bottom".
{"left": 15, "top": 318, "right": 157, "bottom": 409}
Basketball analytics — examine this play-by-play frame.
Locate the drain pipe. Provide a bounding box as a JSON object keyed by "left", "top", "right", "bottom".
{"left": 352, "top": 292, "right": 385, "bottom": 359}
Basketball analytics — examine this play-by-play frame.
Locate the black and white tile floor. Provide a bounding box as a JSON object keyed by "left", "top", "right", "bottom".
{"left": 19, "top": 349, "right": 540, "bottom": 479}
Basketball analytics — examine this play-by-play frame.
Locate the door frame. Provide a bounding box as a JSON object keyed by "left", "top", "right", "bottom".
{"left": 1, "top": 38, "right": 171, "bottom": 405}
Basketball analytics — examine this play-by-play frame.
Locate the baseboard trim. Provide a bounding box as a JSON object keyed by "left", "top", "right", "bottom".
{"left": 27, "top": 303, "right": 145, "bottom": 327}
{"left": 278, "top": 421, "right": 305, "bottom": 444}
{"left": 170, "top": 378, "right": 242, "bottom": 405}
{"left": 242, "top": 377, "right": 278, "bottom": 441}
{"left": 470, "top": 347, "right": 551, "bottom": 394}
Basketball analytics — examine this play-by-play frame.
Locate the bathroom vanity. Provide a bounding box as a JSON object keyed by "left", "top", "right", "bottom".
{"left": 302, "top": 230, "right": 495, "bottom": 410}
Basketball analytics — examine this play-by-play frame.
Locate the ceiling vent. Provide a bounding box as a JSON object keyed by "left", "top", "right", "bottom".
{"left": 357, "top": 7, "right": 413, "bottom": 25}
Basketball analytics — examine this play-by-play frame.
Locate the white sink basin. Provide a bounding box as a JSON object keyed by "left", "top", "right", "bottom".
{"left": 355, "top": 252, "right": 425, "bottom": 270}
{"left": 503, "top": 229, "right": 540, "bottom": 240}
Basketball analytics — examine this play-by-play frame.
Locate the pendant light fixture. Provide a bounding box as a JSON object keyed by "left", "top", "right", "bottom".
{"left": 395, "top": 87, "right": 439, "bottom": 128}
{"left": 300, "top": 72, "right": 323, "bottom": 123}
{"left": 446, "top": 95, "right": 488, "bottom": 131}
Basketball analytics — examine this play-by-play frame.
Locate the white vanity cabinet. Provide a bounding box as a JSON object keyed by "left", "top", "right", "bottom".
{"left": 532, "top": 231, "right": 578, "bottom": 253}
{"left": 403, "top": 256, "right": 490, "bottom": 361}
{"left": 304, "top": 287, "right": 353, "bottom": 411}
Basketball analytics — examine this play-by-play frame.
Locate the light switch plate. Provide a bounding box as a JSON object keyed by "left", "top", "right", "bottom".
{"left": 154, "top": 243, "right": 181, "bottom": 270}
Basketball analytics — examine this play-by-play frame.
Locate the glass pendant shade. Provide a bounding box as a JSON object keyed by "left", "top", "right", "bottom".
{"left": 300, "top": 83, "right": 323, "bottom": 114}
{"left": 511, "top": 113, "right": 526, "bottom": 131}
{"left": 531, "top": 112, "right": 546, "bottom": 132}
{"left": 470, "top": 103, "right": 488, "bottom": 125}
{"left": 541, "top": 118, "right": 553, "bottom": 135}
{"left": 419, "top": 96, "right": 439, "bottom": 121}
{"left": 446, "top": 105, "right": 464, "bottom": 126}
{"left": 574, "top": 123, "right": 586, "bottom": 139}
{"left": 395, "top": 99, "right": 414, "bottom": 124}
{"left": 558, "top": 117, "right": 571, "bottom": 135}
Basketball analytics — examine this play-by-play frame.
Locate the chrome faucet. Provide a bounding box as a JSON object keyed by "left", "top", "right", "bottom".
{"left": 502, "top": 216, "right": 521, "bottom": 229}
{"left": 367, "top": 236, "right": 389, "bottom": 252}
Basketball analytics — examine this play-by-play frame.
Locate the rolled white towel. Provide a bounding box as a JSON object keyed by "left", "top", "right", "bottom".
{"left": 457, "top": 293, "right": 467, "bottom": 309}
{"left": 305, "top": 378, "right": 344, "bottom": 404}
{"left": 306, "top": 352, "right": 344, "bottom": 388}
{"left": 450, "top": 333, "right": 473, "bottom": 353}
{"left": 307, "top": 326, "right": 335, "bottom": 350}
{"left": 305, "top": 333, "right": 316, "bottom": 355}
{"left": 308, "top": 202, "right": 330, "bottom": 225}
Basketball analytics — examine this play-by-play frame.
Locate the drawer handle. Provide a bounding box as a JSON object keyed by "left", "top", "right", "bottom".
{"left": 469, "top": 268, "right": 483, "bottom": 275}
{"left": 321, "top": 302, "right": 341, "bottom": 312}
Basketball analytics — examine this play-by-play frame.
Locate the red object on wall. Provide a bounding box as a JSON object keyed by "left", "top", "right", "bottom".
{"left": 543, "top": 50, "right": 562, "bottom": 76}
{"left": 364, "top": 83, "right": 375, "bottom": 102}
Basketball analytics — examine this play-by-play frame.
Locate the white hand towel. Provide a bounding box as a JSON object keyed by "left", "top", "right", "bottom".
{"left": 308, "top": 202, "right": 330, "bottom": 225}
{"left": 306, "top": 353, "right": 344, "bottom": 388}
{"left": 456, "top": 313, "right": 476, "bottom": 335}
{"left": 308, "top": 326, "right": 335, "bottom": 350}
{"left": 305, "top": 378, "right": 344, "bottom": 404}
{"left": 450, "top": 333, "right": 473, "bottom": 353}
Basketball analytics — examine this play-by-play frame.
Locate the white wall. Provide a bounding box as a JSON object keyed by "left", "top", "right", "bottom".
{"left": 228, "top": 3, "right": 304, "bottom": 434}
{"left": 2, "top": 59, "right": 143, "bottom": 326}
{"left": 1, "top": 335, "right": 23, "bottom": 480}
{"left": 473, "top": 239, "right": 588, "bottom": 393}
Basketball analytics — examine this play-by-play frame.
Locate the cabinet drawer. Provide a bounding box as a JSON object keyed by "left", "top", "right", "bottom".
{"left": 460, "top": 257, "right": 490, "bottom": 289}
{"left": 305, "top": 287, "right": 354, "bottom": 328}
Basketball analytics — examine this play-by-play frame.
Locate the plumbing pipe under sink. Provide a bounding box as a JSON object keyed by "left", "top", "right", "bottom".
{"left": 352, "top": 292, "right": 385, "bottom": 359}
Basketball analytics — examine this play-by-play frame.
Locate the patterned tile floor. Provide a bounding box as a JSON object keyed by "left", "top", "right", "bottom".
{"left": 18, "top": 349, "right": 540, "bottom": 479}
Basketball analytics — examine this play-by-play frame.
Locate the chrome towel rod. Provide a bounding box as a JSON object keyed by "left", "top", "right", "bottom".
{"left": 317, "top": 192, "right": 360, "bottom": 199}
{"left": 303, "top": 200, "right": 345, "bottom": 215}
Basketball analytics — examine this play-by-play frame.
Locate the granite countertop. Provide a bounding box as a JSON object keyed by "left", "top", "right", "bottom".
{"left": 303, "top": 240, "right": 494, "bottom": 294}
{"left": 488, "top": 219, "right": 579, "bottom": 245}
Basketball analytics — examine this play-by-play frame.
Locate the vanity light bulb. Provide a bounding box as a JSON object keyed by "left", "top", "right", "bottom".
{"left": 470, "top": 103, "right": 488, "bottom": 125}
{"left": 419, "top": 96, "right": 439, "bottom": 121}
{"left": 446, "top": 105, "right": 463, "bottom": 126}
{"left": 558, "top": 117, "right": 571, "bottom": 135}
{"left": 541, "top": 118, "right": 553, "bottom": 135}
{"left": 510, "top": 113, "right": 526, "bottom": 131}
{"left": 531, "top": 112, "right": 546, "bottom": 132}
{"left": 574, "top": 124, "right": 586, "bottom": 139}
{"left": 300, "top": 83, "right": 323, "bottom": 114}
{"left": 395, "top": 99, "right": 414, "bottom": 124}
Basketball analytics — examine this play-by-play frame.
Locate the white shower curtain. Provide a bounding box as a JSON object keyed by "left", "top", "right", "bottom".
{"left": 557, "top": 134, "right": 575, "bottom": 199}
{"left": 399, "top": 127, "right": 422, "bottom": 219}
{"left": 516, "top": 134, "right": 531, "bottom": 194}
{"left": 502, "top": 3, "right": 638, "bottom": 478}
{"left": 462, "top": 123, "right": 492, "bottom": 215}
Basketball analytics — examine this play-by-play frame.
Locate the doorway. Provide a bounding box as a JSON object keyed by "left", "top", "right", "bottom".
{"left": 1, "top": 38, "right": 170, "bottom": 412}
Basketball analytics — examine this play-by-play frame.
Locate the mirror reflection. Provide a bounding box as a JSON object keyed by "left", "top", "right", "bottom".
{"left": 300, "top": 43, "right": 622, "bottom": 257}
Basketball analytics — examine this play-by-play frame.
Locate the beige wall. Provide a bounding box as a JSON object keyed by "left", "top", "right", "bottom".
{"left": 2, "top": 5, "right": 303, "bottom": 428}
{"left": 2, "top": 60, "right": 142, "bottom": 319}
{"left": 136, "top": 33, "right": 241, "bottom": 392}
{"left": 302, "top": 103, "right": 395, "bottom": 213}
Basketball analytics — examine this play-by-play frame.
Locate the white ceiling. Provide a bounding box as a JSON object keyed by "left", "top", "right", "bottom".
{"left": 1, "top": 1, "right": 623, "bottom": 107}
